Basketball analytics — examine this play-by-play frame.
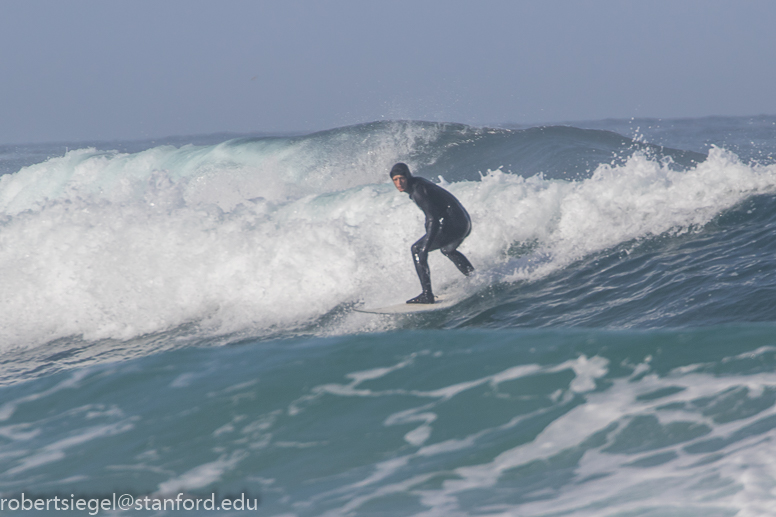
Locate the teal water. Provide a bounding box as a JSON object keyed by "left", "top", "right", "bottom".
{"left": 1, "top": 116, "right": 776, "bottom": 515}
{"left": 2, "top": 327, "right": 776, "bottom": 515}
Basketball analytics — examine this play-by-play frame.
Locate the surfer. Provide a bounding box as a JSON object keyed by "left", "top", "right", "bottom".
{"left": 390, "top": 163, "right": 474, "bottom": 304}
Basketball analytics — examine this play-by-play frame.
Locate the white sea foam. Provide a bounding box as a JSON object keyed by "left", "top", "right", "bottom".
{"left": 6, "top": 420, "right": 135, "bottom": 476}
{"left": 1, "top": 138, "right": 775, "bottom": 352}
{"left": 156, "top": 451, "right": 248, "bottom": 494}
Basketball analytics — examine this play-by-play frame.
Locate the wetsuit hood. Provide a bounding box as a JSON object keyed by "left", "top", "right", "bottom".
{"left": 389, "top": 163, "right": 412, "bottom": 179}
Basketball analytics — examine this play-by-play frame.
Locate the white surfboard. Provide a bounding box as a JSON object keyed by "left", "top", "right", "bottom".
{"left": 355, "top": 294, "right": 457, "bottom": 314}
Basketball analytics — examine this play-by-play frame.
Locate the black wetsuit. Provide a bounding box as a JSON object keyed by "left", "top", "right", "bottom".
{"left": 392, "top": 164, "right": 474, "bottom": 303}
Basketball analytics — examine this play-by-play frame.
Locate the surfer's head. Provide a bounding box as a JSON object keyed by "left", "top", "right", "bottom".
{"left": 390, "top": 163, "right": 411, "bottom": 192}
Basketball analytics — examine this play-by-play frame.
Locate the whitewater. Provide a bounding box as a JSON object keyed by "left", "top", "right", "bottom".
{"left": 1, "top": 116, "right": 776, "bottom": 516}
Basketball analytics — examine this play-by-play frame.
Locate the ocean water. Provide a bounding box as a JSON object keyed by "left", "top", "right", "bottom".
{"left": 1, "top": 116, "right": 776, "bottom": 516}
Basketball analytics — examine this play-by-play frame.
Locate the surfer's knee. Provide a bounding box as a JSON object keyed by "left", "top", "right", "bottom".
{"left": 411, "top": 242, "right": 427, "bottom": 261}
{"left": 440, "top": 242, "right": 460, "bottom": 257}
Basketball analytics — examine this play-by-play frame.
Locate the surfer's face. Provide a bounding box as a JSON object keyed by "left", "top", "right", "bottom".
{"left": 392, "top": 175, "right": 408, "bottom": 192}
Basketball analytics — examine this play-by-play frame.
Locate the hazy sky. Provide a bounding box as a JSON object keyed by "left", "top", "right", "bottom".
{"left": 2, "top": 0, "right": 775, "bottom": 144}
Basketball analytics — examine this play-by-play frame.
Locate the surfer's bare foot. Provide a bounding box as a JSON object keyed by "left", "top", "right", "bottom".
{"left": 407, "top": 293, "right": 435, "bottom": 304}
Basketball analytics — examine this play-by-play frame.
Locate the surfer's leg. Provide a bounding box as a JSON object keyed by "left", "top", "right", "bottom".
{"left": 433, "top": 212, "right": 473, "bottom": 276}
{"left": 409, "top": 237, "right": 434, "bottom": 303}
{"left": 440, "top": 234, "right": 474, "bottom": 276}
{"left": 442, "top": 248, "right": 475, "bottom": 276}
